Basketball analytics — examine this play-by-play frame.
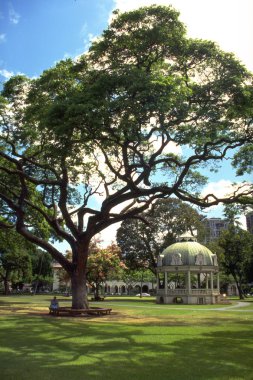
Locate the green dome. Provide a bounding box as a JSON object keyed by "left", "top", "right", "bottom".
{"left": 161, "top": 241, "right": 215, "bottom": 266}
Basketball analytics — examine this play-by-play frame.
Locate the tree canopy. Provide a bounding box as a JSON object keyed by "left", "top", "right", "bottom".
{"left": 218, "top": 226, "right": 253, "bottom": 299}
{"left": 31, "top": 249, "right": 53, "bottom": 293}
{"left": 117, "top": 198, "right": 204, "bottom": 274}
{"left": 86, "top": 243, "right": 123, "bottom": 300}
{"left": 0, "top": 228, "right": 33, "bottom": 294}
{"left": 0, "top": 5, "right": 252, "bottom": 308}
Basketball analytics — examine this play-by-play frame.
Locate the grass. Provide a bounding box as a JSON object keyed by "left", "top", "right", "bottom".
{"left": 0, "top": 295, "right": 253, "bottom": 380}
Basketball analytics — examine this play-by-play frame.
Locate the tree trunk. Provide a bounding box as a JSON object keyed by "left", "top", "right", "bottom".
{"left": 237, "top": 283, "right": 245, "bottom": 300}
{"left": 4, "top": 277, "right": 10, "bottom": 295}
{"left": 71, "top": 268, "right": 89, "bottom": 309}
{"left": 232, "top": 273, "right": 244, "bottom": 300}
{"left": 69, "top": 242, "right": 90, "bottom": 309}
{"left": 140, "top": 272, "right": 143, "bottom": 298}
{"left": 70, "top": 248, "right": 89, "bottom": 309}
{"left": 94, "top": 281, "right": 100, "bottom": 300}
{"left": 33, "top": 277, "right": 39, "bottom": 295}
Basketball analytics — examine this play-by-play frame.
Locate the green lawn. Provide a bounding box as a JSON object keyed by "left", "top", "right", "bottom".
{"left": 0, "top": 295, "right": 253, "bottom": 380}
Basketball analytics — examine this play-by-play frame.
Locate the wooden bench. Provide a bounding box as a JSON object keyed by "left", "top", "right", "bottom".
{"left": 49, "top": 306, "right": 112, "bottom": 317}
{"left": 86, "top": 307, "right": 111, "bottom": 315}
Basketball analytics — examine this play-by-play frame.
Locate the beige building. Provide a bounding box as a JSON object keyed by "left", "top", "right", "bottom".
{"left": 52, "top": 262, "right": 65, "bottom": 291}
{"left": 52, "top": 262, "right": 155, "bottom": 295}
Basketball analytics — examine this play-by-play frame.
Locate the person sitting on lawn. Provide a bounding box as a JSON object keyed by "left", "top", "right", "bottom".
{"left": 50, "top": 296, "right": 59, "bottom": 311}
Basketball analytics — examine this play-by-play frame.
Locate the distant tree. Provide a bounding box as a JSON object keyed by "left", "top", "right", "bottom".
{"left": 0, "top": 5, "right": 252, "bottom": 309}
{"left": 232, "top": 144, "right": 253, "bottom": 176}
{"left": 56, "top": 250, "right": 72, "bottom": 292}
{"left": 218, "top": 226, "right": 253, "bottom": 299}
{"left": 117, "top": 198, "right": 204, "bottom": 274}
{"left": 244, "top": 254, "right": 253, "bottom": 286}
{"left": 223, "top": 203, "right": 248, "bottom": 226}
{"left": 0, "top": 229, "right": 32, "bottom": 294}
{"left": 31, "top": 249, "right": 53, "bottom": 293}
{"left": 86, "top": 243, "right": 124, "bottom": 300}
{"left": 205, "top": 240, "right": 224, "bottom": 260}
{"left": 120, "top": 268, "right": 156, "bottom": 296}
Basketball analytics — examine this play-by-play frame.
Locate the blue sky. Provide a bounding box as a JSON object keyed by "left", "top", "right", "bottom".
{"left": 1, "top": 0, "right": 252, "bottom": 80}
{"left": 0, "top": 0, "right": 114, "bottom": 79}
{"left": 1, "top": 0, "right": 251, "bottom": 186}
{"left": 0, "top": 0, "right": 252, "bottom": 245}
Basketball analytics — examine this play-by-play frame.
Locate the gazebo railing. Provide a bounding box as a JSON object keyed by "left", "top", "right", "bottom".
{"left": 157, "top": 289, "right": 219, "bottom": 295}
{"left": 166, "top": 289, "right": 188, "bottom": 295}
{"left": 190, "top": 289, "right": 219, "bottom": 295}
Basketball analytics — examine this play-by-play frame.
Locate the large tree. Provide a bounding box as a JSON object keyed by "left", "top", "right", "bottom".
{"left": 117, "top": 198, "right": 205, "bottom": 274}
{"left": 0, "top": 6, "right": 252, "bottom": 308}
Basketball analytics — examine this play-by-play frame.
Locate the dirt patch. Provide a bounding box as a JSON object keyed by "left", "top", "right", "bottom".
{"left": 0, "top": 305, "right": 163, "bottom": 324}
{"left": 0, "top": 305, "right": 241, "bottom": 326}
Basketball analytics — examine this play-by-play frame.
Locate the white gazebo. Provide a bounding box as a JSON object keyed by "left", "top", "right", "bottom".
{"left": 156, "top": 233, "right": 220, "bottom": 304}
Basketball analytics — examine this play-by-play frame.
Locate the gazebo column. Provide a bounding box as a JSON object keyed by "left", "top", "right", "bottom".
{"left": 187, "top": 270, "right": 191, "bottom": 293}
{"left": 164, "top": 271, "right": 168, "bottom": 296}
{"left": 206, "top": 273, "right": 209, "bottom": 289}
{"left": 210, "top": 272, "right": 214, "bottom": 292}
{"left": 217, "top": 272, "right": 220, "bottom": 292}
{"left": 156, "top": 272, "right": 160, "bottom": 291}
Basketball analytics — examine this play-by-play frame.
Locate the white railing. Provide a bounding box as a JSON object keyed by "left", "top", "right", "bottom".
{"left": 167, "top": 289, "right": 187, "bottom": 295}
{"left": 157, "top": 289, "right": 220, "bottom": 296}
{"left": 190, "top": 289, "right": 219, "bottom": 295}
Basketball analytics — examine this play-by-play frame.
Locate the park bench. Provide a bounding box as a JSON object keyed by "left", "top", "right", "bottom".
{"left": 49, "top": 306, "right": 112, "bottom": 317}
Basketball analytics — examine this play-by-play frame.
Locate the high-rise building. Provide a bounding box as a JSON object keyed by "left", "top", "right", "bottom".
{"left": 202, "top": 217, "right": 229, "bottom": 242}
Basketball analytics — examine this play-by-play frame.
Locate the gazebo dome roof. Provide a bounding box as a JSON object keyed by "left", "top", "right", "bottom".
{"left": 160, "top": 234, "right": 217, "bottom": 266}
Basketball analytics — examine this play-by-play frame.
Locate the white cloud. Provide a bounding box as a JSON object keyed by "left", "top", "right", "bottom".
{"left": 79, "top": 22, "right": 99, "bottom": 53}
{"left": 99, "top": 222, "right": 121, "bottom": 247}
{"left": 112, "top": 0, "right": 253, "bottom": 72}
{"left": 0, "top": 33, "right": 6, "bottom": 43}
{"left": 200, "top": 180, "right": 252, "bottom": 225}
{"left": 151, "top": 138, "right": 181, "bottom": 156}
{"left": 0, "top": 68, "right": 14, "bottom": 79}
{"left": 9, "top": 3, "right": 20, "bottom": 24}
{"left": 238, "top": 214, "right": 247, "bottom": 230}
{"left": 201, "top": 179, "right": 252, "bottom": 201}
{"left": 202, "top": 179, "right": 235, "bottom": 200}
{"left": 84, "top": 32, "right": 97, "bottom": 51}
{"left": 0, "top": 69, "right": 27, "bottom": 81}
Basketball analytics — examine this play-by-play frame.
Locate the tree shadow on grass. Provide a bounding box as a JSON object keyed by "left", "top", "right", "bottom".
{"left": 0, "top": 299, "right": 31, "bottom": 305}
{"left": 0, "top": 314, "right": 253, "bottom": 380}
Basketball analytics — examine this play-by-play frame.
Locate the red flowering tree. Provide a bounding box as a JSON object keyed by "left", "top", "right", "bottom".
{"left": 86, "top": 243, "right": 125, "bottom": 300}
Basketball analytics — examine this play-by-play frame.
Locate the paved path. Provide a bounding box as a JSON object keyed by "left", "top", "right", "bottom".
{"left": 217, "top": 301, "right": 252, "bottom": 311}
{"left": 99, "top": 301, "right": 253, "bottom": 312}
